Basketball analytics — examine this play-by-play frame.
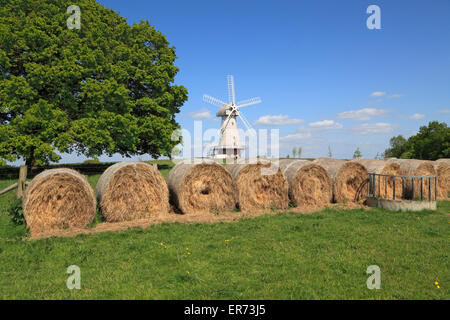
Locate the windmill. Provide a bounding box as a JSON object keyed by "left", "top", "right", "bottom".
{"left": 203, "top": 75, "right": 261, "bottom": 159}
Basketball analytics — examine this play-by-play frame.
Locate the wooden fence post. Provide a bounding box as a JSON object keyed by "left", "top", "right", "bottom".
{"left": 17, "top": 165, "right": 28, "bottom": 199}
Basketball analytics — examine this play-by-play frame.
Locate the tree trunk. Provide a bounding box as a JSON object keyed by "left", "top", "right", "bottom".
{"left": 25, "top": 149, "right": 37, "bottom": 169}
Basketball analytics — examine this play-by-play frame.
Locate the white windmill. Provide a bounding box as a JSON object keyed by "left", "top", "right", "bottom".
{"left": 203, "top": 75, "right": 262, "bottom": 159}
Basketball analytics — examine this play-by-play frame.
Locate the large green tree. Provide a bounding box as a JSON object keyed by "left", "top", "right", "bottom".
{"left": 383, "top": 121, "right": 449, "bottom": 160}
{"left": 0, "top": 0, "right": 187, "bottom": 166}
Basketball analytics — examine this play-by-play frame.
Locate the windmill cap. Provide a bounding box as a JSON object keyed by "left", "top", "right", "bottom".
{"left": 217, "top": 105, "right": 233, "bottom": 117}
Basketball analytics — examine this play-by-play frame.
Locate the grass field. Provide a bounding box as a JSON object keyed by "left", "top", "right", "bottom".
{"left": 0, "top": 166, "right": 448, "bottom": 299}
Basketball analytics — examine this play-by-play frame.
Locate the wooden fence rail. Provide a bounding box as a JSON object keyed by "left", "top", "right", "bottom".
{"left": 0, "top": 165, "right": 29, "bottom": 199}
{"left": 0, "top": 182, "right": 18, "bottom": 196}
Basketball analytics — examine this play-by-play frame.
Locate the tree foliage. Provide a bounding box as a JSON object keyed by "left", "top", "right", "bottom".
{"left": 383, "top": 135, "right": 409, "bottom": 159}
{"left": 0, "top": 0, "right": 187, "bottom": 166}
{"left": 383, "top": 121, "right": 449, "bottom": 160}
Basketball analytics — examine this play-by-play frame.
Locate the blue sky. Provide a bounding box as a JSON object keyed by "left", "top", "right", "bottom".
{"left": 26, "top": 0, "right": 450, "bottom": 163}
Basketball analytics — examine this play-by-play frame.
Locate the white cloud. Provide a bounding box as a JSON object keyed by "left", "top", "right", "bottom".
{"left": 279, "top": 130, "right": 312, "bottom": 142}
{"left": 371, "top": 91, "right": 386, "bottom": 97}
{"left": 351, "top": 122, "right": 395, "bottom": 135}
{"left": 187, "top": 108, "right": 212, "bottom": 120}
{"left": 308, "top": 120, "right": 343, "bottom": 130}
{"left": 409, "top": 113, "right": 425, "bottom": 120}
{"left": 437, "top": 109, "right": 450, "bottom": 114}
{"left": 388, "top": 94, "right": 404, "bottom": 98}
{"left": 367, "top": 99, "right": 383, "bottom": 105}
{"left": 254, "top": 115, "right": 305, "bottom": 126}
{"left": 336, "top": 108, "right": 390, "bottom": 121}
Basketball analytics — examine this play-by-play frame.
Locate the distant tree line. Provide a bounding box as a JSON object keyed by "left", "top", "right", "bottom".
{"left": 286, "top": 146, "right": 302, "bottom": 159}
{"left": 383, "top": 121, "right": 449, "bottom": 160}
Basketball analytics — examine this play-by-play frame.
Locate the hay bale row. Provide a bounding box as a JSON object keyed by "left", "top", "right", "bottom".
{"left": 279, "top": 159, "right": 332, "bottom": 207}
{"left": 225, "top": 159, "right": 289, "bottom": 212}
{"left": 313, "top": 158, "right": 368, "bottom": 203}
{"left": 22, "top": 158, "right": 447, "bottom": 235}
{"left": 167, "top": 159, "right": 236, "bottom": 215}
{"left": 351, "top": 159, "right": 402, "bottom": 200}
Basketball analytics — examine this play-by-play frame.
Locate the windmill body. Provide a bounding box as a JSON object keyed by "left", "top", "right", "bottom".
{"left": 203, "top": 75, "right": 261, "bottom": 159}
{"left": 214, "top": 103, "right": 243, "bottom": 158}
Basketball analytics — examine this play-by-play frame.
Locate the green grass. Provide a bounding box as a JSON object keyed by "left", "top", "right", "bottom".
{"left": 0, "top": 176, "right": 448, "bottom": 299}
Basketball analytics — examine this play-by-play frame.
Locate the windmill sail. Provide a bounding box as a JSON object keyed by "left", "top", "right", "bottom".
{"left": 203, "top": 94, "right": 227, "bottom": 107}
{"left": 227, "top": 75, "right": 235, "bottom": 104}
{"left": 237, "top": 97, "right": 262, "bottom": 108}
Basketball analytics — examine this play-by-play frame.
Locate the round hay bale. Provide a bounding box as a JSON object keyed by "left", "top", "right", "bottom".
{"left": 351, "top": 159, "right": 402, "bottom": 200}
{"left": 313, "top": 158, "right": 368, "bottom": 203}
{"left": 96, "top": 161, "right": 169, "bottom": 222}
{"left": 279, "top": 159, "right": 332, "bottom": 207}
{"left": 167, "top": 159, "right": 236, "bottom": 215}
{"left": 225, "top": 159, "right": 289, "bottom": 212}
{"left": 433, "top": 159, "right": 450, "bottom": 200}
{"left": 387, "top": 159, "right": 436, "bottom": 199}
{"left": 23, "top": 168, "right": 96, "bottom": 235}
